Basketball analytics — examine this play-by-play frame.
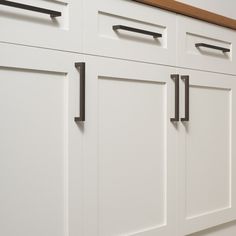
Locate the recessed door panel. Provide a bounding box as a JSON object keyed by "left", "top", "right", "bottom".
{"left": 186, "top": 85, "right": 230, "bottom": 219}
{"left": 98, "top": 77, "right": 166, "bottom": 235}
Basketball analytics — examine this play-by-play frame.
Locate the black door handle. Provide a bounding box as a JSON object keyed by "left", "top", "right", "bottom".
{"left": 74, "top": 62, "right": 85, "bottom": 122}
{"left": 170, "top": 74, "right": 180, "bottom": 122}
{"left": 113, "top": 25, "right": 162, "bottom": 38}
{"left": 181, "top": 76, "right": 190, "bottom": 122}
{"left": 0, "top": 0, "right": 61, "bottom": 17}
{"left": 195, "top": 43, "right": 230, "bottom": 53}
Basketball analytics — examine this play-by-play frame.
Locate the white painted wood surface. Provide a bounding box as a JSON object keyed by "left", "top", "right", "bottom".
{"left": 177, "top": 69, "right": 236, "bottom": 236}
{"left": 1, "top": 1, "right": 236, "bottom": 235}
{"left": 177, "top": 15, "right": 236, "bottom": 74}
{"left": 0, "top": 44, "right": 83, "bottom": 236}
{"left": 188, "top": 220, "right": 236, "bottom": 236}
{"left": 0, "top": 0, "right": 82, "bottom": 52}
{"left": 83, "top": 0, "right": 177, "bottom": 66}
{"left": 82, "top": 55, "right": 177, "bottom": 236}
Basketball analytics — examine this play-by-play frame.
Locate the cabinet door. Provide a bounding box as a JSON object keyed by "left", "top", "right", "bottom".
{"left": 0, "top": 44, "right": 83, "bottom": 236}
{"left": 83, "top": 56, "right": 177, "bottom": 236}
{"left": 0, "top": 0, "right": 82, "bottom": 52}
{"left": 177, "top": 70, "right": 236, "bottom": 235}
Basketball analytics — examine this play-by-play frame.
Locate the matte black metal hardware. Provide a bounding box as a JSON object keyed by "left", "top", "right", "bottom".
{"left": 195, "top": 43, "right": 230, "bottom": 53}
{"left": 181, "top": 76, "right": 190, "bottom": 122}
{"left": 74, "top": 62, "right": 85, "bottom": 122}
{"left": 0, "top": 0, "right": 61, "bottom": 17}
{"left": 170, "top": 74, "right": 179, "bottom": 122}
{"left": 113, "top": 25, "right": 162, "bottom": 38}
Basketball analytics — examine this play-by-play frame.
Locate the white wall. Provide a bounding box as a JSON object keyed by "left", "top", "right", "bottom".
{"left": 177, "top": 0, "right": 236, "bottom": 19}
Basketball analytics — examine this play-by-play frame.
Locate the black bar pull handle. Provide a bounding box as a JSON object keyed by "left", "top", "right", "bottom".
{"left": 0, "top": 0, "right": 61, "bottom": 17}
{"left": 74, "top": 62, "right": 85, "bottom": 122}
{"left": 181, "top": 76, "right": 190, "bottom": 122}
{"left": 170, "top": 74, "right": 180, "bottom": 122}
{"left": 195, "top": 43, "right": 230, "bottom": 53}
{"left": 113, "top": 25, "right": 162, "bottom": 38}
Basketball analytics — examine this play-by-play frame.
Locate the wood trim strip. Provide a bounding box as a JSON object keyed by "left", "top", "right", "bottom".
{"left": 133, "top": 0, "right": 236, "bottom": 30}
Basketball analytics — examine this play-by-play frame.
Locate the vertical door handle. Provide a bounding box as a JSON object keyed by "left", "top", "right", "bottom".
{"left": 181, "top": 75, "right": 190, "bottom": 122}
{"left": 170, "top": 74, "right": 180, "bottom": 122}
{"left": 74, "top": 62, "right": 85, "bottom": 122}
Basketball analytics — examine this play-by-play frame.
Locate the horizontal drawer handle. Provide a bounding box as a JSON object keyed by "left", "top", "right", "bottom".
{"left": 195, "top": 43, "right": 230, "bottom": 53}
{"left": 0, "top": 0, "right": 61, "bottom": 18}
{"left": 113, "top": 25, "right": 162, "bottom": 39}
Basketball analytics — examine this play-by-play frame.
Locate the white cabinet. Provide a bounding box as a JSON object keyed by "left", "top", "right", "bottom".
{"left": 0, "top": 44, "right": 83, "bottom": 236}
{"left": 2, "top": 1, "right": 236, "bottom": 236}
{"left": 0, "top": 0, "right": 83, "bottom": 52}
{"left": 176, "top": 70, "right": 236, "bottom": 235}
{"left": 82, "top": 55, "right": 177, "bottom": 236}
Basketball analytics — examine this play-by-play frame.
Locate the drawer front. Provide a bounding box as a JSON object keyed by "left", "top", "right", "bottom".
{"left": 177, "top": 15, "right": 236, "bottom": 74}
{"left": 0, "top": 0, "right": 82, "bottom": 52}
{"left": 83, "top": 0, "right": 177, "bottom": 66}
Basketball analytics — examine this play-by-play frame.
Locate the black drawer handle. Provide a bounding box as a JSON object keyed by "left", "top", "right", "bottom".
{"left": 170, "top": 74, "right": 179, "bottom": 122}
{"left": 0, "top": 0, "right": 61, "bottom": 17}
{"left": 74, "top": 62, "right": 86, "bottom": 122}
{"left": 181, "top": 76, "right": 190, "bottom": 122}
{"left": 113, "top": 25, "right": 162, "bottom": 39}
{"left": 195, "top": 43, "right": 230, "bottom": 53}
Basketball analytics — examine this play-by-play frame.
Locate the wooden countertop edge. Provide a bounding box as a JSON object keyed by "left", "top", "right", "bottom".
{"left": 133, "top": 0, "right": 236, "bottom": 30}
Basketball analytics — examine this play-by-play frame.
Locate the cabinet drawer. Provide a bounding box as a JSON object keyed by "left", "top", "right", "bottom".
{"left": 0, "top": 0, "right": 82, "bottom": 52}
{"left": 83, "top": 0, "right": 176, "bottom": 66}
{"left": 177, "top": 16, "right": 236, "bottom": 74}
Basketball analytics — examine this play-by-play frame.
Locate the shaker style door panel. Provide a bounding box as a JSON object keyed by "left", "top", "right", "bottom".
{"left": 177, "top": 69, "right": 236, "bottom": 235}
{"left": 0, "top": 0, "right": 82, "bottom": 52}
{"left": 0, "top": 44, "right": 83, "bottom": 236}
{"left": 83, "top": 55, "right": 178, "bottom": 236}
